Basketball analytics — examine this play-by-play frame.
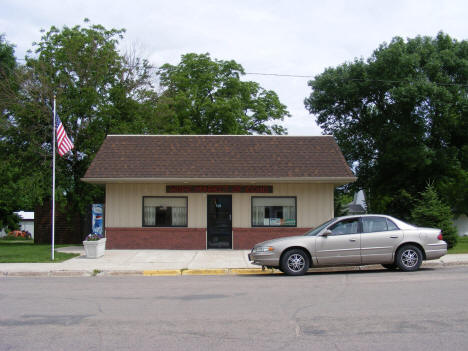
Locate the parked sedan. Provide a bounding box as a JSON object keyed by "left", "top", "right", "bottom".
{"left": 249, "top": 215, "right": 447, "bottom": 276}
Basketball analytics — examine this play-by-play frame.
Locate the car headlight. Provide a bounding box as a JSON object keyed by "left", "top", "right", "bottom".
{"left": 254, "top": 246, "right": 274, "bottom": 253}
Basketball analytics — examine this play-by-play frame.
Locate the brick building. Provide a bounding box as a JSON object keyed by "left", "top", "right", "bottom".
{"left": 82, "top": 135, "right": 355, "bottom": 249}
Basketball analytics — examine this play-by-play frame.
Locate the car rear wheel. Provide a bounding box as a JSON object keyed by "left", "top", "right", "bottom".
{"left": 396, "top": 245, "right": 423, "bottom": 272}
{"left": 281, "top": 249, "right": 310, "bottom": 276}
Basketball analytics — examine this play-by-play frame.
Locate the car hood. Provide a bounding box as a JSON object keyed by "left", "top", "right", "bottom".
{"left": 254, "top": 235, "right": 310, "bottom": 248}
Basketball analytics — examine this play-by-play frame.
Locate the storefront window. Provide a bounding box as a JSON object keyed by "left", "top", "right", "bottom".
{"left": 251, "top": 197, "right": 296, "bottom": 227}
{"left": 143, "top": 197, "right": 187, "bottom": 227}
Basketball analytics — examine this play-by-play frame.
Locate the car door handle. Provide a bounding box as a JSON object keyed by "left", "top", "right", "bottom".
{"left": 349, "top": 239, "right": 357, "bottom": 242}
{"left": 389, "top": 235, "right": 399, "bottom": 239}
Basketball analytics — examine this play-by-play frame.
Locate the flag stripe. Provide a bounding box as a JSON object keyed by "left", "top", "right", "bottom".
{"left": 55, "top": 113, "right": 74, "bottom": 156}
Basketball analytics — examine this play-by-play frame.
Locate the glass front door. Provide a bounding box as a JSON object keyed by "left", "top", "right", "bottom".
{"left": 207, "top": 195, "right": 232, "bottom": 249}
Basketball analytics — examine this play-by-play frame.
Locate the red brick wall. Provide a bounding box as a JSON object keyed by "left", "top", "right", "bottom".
{"left": 233, "top": 227, "right": 311, "bottom": 249}
{"left": 106, "top": 227, "right": 311, "bottom": 250}
{"left": 105, "top": 227, "right": 206, "bottom": 249}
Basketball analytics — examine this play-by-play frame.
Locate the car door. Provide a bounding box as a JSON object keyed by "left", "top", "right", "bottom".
{"left": 315, "top": 217, "right": 361, "bottom": 266}
{"left": 360, "top": 216, "right": 404, "bottom": 264}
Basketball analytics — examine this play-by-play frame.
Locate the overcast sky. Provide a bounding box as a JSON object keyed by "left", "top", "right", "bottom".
{"left": 1, "top": 0, "right": 467, "bottom": 135}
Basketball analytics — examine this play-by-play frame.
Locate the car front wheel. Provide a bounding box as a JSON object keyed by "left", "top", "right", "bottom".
{"left": 396, "top": 245, "right": 423, "bottom": 272}
{"left": 281, "top": 249, "right": 310, "bottom": 276}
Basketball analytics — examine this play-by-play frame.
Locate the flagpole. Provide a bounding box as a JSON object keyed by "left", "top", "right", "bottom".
{"left": 52, "top": 96, "right": 56, "bottom": 261}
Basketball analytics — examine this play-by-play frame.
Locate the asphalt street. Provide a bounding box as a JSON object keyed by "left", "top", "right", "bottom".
{"left": 1, "top": 265, "right": 468, "bottom": 351}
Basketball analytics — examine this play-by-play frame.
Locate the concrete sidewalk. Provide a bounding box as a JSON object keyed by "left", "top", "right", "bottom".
{"left": 1, "top": 248, "right": 468, "bottom": 277}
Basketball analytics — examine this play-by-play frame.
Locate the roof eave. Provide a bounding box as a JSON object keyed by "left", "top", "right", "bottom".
{"left": 81, "top": 176, "right": 357, "bottom": 185}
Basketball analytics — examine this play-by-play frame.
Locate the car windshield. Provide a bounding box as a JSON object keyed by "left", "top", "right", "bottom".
{"left": 304, "top": 218, "right": 335, "bottom": 236}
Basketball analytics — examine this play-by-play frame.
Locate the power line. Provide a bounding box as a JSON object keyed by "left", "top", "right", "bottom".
{"left": 6, "top": 58, "right": 468, "bottom": 88}
{"left": 244, "top": 72, "right": 314, "bottom": 78}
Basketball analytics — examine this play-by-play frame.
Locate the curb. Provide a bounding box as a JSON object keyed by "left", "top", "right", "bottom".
{"left": 2, "top": 261, "right": 468, "bottom": 278}
{"left": 2, "top": 268, "right": 277, "bottom": 278}
{"left": 2, "top": 270, "right": 91, "bottom": 278}
{"left": 143, "top": 270, "right": 181, "bottom": 276}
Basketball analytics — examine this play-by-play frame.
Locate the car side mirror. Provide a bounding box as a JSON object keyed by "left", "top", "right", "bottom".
{"left": 321, "top": 229, "right": 332, "bottom": 237}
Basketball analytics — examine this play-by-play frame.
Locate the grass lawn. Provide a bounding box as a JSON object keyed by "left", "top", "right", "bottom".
{"left": 0, "top": 240, "right": 80, "bottom": 263}
{"left": 448, "top": 236, "right": 468, "bottom": 254}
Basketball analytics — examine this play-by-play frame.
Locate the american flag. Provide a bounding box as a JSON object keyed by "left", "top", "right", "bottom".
{"left": 55, "top": 113, "right": 74, "bottom": 156}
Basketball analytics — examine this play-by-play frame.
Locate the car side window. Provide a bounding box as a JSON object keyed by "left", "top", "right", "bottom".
{"left": 386, "top": 219, "right": 399, "bottom": 231}
{"left": 362, "top": 217, "right": 389, "bottom": 233}
{"left": 328, "top": 218, "right": 360, "bottom": 235}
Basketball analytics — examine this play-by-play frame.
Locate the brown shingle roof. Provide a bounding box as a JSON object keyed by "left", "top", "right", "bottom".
{"left": 83, "top": 135, "right": 355, "bottom": 182}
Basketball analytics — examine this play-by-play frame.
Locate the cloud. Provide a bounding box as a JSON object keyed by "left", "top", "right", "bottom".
{"left": 2, "top": 0, "right": 468, "bottom": 135}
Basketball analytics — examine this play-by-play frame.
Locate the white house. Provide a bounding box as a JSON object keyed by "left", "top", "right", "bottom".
{"left": 0, "top": 211, "right": 34, "bottom": 238}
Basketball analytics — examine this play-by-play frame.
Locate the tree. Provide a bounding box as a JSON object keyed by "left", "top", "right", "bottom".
{"left": 305, "top": 32, "right": 468, "bottom": 220}
{"left": 157, "top": 53, "right": 290, "bottom": 135}
{"left": 411, "top": 184, "right": 458, "bottom": 248}
{"left": 0, "top": 21, "right": 160, "bottom": 230}
{"left": 0, "top": 34, "right": 16, "bottom": 79}
{"left": 334, "top": 188, "right": 353, "bottom": 217}
{"left": 0, "top": 34, "right": 23, "bottom": 230}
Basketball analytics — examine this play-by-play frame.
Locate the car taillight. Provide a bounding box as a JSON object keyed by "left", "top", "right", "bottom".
{"left": 437, "top": 232, "right": 443, "bottom": 240}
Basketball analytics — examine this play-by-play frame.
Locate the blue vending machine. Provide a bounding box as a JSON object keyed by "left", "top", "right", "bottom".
{"left": 92, "top": 204, "right": 104, "bottom": 236}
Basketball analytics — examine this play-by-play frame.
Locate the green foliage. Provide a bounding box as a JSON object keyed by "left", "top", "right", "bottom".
{"left": 0, "top": 34, "right": 16, "bottom": 80}
{"left": 0, "top": 21, "right": 160, "bottom": 228}
{"left": 411, "top": 184, "right": 458, "bottom": 248}
{"left": 0, "top": 23, "right": 291, "bottom": 233}
{"left": 305, "top": 32, "right": 468, "bottom": 220}
{"left": 0, "top": 35, "right": 24, "bottom": 230}
{"left": 157, "top": 53, "right": 290, "bottom": 135}
{"left": 334, "top": 188, "right": 353, "bottom": 217}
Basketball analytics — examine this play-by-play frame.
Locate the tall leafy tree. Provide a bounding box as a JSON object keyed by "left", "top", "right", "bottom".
{"left": 0, "top": 34, "right": 16, "bottom": 85}
{"left": 157, "top": 53, "right": 290, "bottom": 135}
{"left": 0, "top": 34, "right": 23, "bottom": 230}
{"left": 305, "top": 32, "right": 468, "bottom": 220}
{"left": 1, "top": 20, "right": 159, "bottom": 226}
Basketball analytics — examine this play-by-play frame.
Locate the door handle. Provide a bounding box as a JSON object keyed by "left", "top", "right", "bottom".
{"left": 349, "top": 239, "right": 357, "bottom": 242}
{"left": 389, "top": 235, "right": 399, "bottom": 239}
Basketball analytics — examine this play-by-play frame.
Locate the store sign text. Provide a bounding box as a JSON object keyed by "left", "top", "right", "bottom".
{"left": 166, "top": 185, "right": 273, "bottom": 193}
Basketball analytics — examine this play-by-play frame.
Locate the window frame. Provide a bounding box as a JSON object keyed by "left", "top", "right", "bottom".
{"left": 328, "top": 217, "right": 362, "bottom": 236}
{"left": 386, "top": 218, "right": 400, "bottom": 231}
{"left": 251, "top": 196, "right": 297, "bottom": 228}
{"left": 142, "top": 196, "right": 188, "bottom": 228}
{"left": 360, "top": 216, "right": 401, "bottom": 234}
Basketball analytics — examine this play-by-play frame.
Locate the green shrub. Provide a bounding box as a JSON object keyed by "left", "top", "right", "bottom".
{"left": 411, "top": 184, "right": 458, "bottom": 249}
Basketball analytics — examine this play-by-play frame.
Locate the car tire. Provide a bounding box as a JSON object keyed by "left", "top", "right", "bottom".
{"left": 382, "top": 263, "right": 398, "bottom": 270}
{"left": 280, "top": 249, "right": 310, "bottom": 276}
{"left": 396, "top": 245, "right": 423, "bottom": 272}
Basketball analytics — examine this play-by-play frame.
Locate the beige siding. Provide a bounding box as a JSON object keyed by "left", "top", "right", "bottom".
{"left": 105, "top": 183, "right": 334, "bottom": 228}
{"left": 232, "top": 183, "right": 334, "bottom": 228}
{"left": 106, "top": 183, "right": 206, "bottom": 228}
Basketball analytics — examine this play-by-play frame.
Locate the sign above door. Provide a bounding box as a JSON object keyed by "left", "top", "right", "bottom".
{"left": 166, "top": 185, "right": 273, "bottom": 193}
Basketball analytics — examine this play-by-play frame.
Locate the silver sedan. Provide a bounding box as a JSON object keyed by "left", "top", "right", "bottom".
{"left": 249, "top": 214, "right": 447, "bottom": 276}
